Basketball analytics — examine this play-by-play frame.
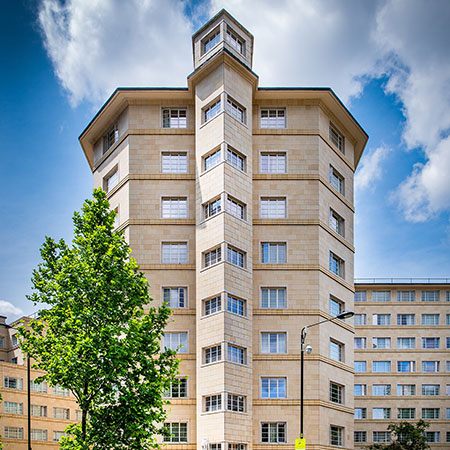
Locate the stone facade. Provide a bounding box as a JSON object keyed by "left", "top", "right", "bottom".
{"left": 354, "top": 281, "right": 450, "bottom": 449}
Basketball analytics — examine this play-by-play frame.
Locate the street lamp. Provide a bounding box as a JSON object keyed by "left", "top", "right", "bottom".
{"left": 299, "top": 311, "right": 354, "bottom": 441}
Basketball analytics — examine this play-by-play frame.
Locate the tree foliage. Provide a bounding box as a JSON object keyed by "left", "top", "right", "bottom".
{"left": 365, "top": 420, "right": 430, "bottom": 450}
{"left": 18, "top": 189, "right": 179, "bottom": 450}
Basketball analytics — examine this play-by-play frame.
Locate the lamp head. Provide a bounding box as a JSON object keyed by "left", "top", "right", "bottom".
{"left": 336, "top": 311, "right": 354, "bottom": 320}
{"left": 304, "top": 344, "right": 313, "bottom": 354}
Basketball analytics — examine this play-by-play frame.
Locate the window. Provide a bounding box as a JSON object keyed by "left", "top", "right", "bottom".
{"left": 204, "top": 296, "right": 221, "bottom": 316}
{"left": 103, "top": 122, "right": 118, "bottom": 153}
{"left": 227, "top": 295, "right": 245, "bottom": 316}
{"left": 10, "top": 357, "right": 18, "bottom": 364}
{"left": 354, "top": 337, "right": 366, "bottom": 349}
{"left": 447, "top": 431, "right": 450, "bottom": 443}
{"left": 204, "top": 247, "right": 222, "bottom": 267}
{"left": 398, "top": 408, "right": 415, "bottom": 419}
{"left": 329, "top": 382, "right": 344, "bottom": 404}
{"left": 372, "top": 361, "right": 391, "bottom": 372}
{"left": 422, "top": 314, "right": 439, "bottom": 325}
{"left": 163, "top": 422, "right": 188, "bottom": 443}
{"left": 53, "top": 407, "right": 70, "bottom": 420}
{"left": 163, "top": 332, "right": 187, "bottom": 353}
{"left": 425, "top": 432, "right": 440, "bottom": 443}
{"left": 422, "top": 337, "right": 439, "bottom": 349}
{"left": 227, "top": 246, "right": 244, "bottom": 268}
{"left": 0, "top": 336, "right": 3, "bottom": 347}
{"left": 204, "top": 345, "right": 221, "bottom": 364}
{"left": 422, "top": 384, "right": 440, "bottom": 396}
{"left": 354, "top": 313, "right": 366, "bottom": 325}
{"left": 354, "top": 384, "right": 367, "bottom": 396}
{"left": 4, "top": 402, "right": 23, "bottom": 414}
{"left": 261, "top": 243, "right": 286, "bottom": 263}
{"left": 161, "top": 152, "right": 187, "bottom": 174}
{"left": 355, "top": 408, "right": 367, "bottom": 419}
{"left": 261, "top": 288, "right": 286, "bottom": 308}
{"left": 261, "top": 153, "right": 286, "bottom": 173}
{"left": 104, "top": 168, "right": 119, "bottom": 193}
{"left": 447, "top": 337, "right": 450, "bottom": 349}
{"left": 373, "top": 314, "right": 391, "bottom": 326}
{"left": 228, "top": 444, "right": 246, "bottom": 450}
{"left": 447, "top": 314, "right": 450, "bottom": 325}
{"left": 355, "top": 291, "right": 366, "bottom": 302}
{"left": 161, "top": 198, "right": 187, "bottom": 218}
{"left": 354, "top": 431, "right": 367, "bottom": 443}
{"left": 372, "top": 337, "right": 391, "bottom": 349}
{"left": 447, "top": 291, "right": 450, "bottom": 301}
{"left": 422, "top": 290, "right": 439, "bottom": 302}
{"left": 31, "top": 405, "right": 47, "bottom": 417}
{"left": 447, "top": 384, "right": 450, "bottom": 395}
{"left": 330, "top": 340, "right": 344, "bottom": 362}
{"left": 31, "top": 429, "right": 48, "bottom": 441}
{"left": 113, "top": 207, "right": 119, "bottom": 228}
{"left": 260, "top": 109, "right": 285, "bottom": 128}
{"left": 329, "top": 297, "right": 343, "bottom": 316}
{"left": 205, "top": 394, "right": 222, "bottom": 412}
{"left": 447, "top": 408, "right": 450, "bottom": 419}
{"left": 204, "top": 100, "right": 221, "bottom": 122}
{"left": 397, "top": 314, "right": 415, "bottom": 325}
{"left": 422, "top": 408, "right": 440, "bottom": 419}
{"left": 373, "top": 408, "right": 391, "bottom": 419}
{"left": 162, "top": 108, "right": 187, "bottom": 129}
{"left": 75, "top": 410, "right": 82, "bottom": 421}
{"left": 329, "top": 166, "right": 344, "bottom": 195}
{"left": 165, "top": 378, "right": 188, "bottom": 398}
{"left": 329, "top": 252, "right": 344, "bottom": 277}
{"left": 329, "top": 123, "right": 344, "bottom": 153}
{"left": 226, "top": 196, "right": 245, "bottom": 220}
{"left": 204, "top": 197, "right": 222, "bottom": 220}
{"left": 227, "top": 393, "right": 245, "bottom": 412}
{"left": 4, "top": 376, "right": 23, "bottom": 390}
{"left": 262, "top": 377, "right": 286, "bottom": 398}
{"left": 422, "top": 361, "right": 439, "bottom": 373}
{"left": 354, "top": 361, "right": 366, "bottom": 372}
{"left": 12, "top": 335, "right": 18, "bottom": 346}
{"left": 373, "top": 384, "right": 391, "bottom": 396}
{"left": 227, "top": 344, "right": 245, "bottom": 364}
{"left": 397, "top": 361, "right": 415, "bottom": 373}
{"left": 329, "top": 209, "right": 344, "bottom": 236}
{"left": 204, "top": 148, "right": 221, "bottom": 171}
{"left": 397, "top": 337, "right": 415, "bottom": 349}
{"left": 261, "top": 332, "right": 286, "bottom": 354}
{"left": 53, "top": 385, "right": 70, "bottom": 396}
{"left": 397, "top": 384, "right": 415, "bottom": 396}
{"left": 227, "top": 147, "right": 245, "bottom": 171}
{"left": 448, "top": 361, "right": 450, "bottom": 372}
{"left": 5, "top": 427, "right": 24, "bottom": 439}
{"left": 260, "top": 197, "right": 286, "bottom": 219}
{"left": 373, "top": 432, "right": 391, "bottom": 443}
{"left": 203, "top": 28, "right": 220, "bottom": 53}
{"left": 53, "top": 431, "right": 67, "bottom": 442}
{"left": 330, "top": 426, "right": 343, "bottom": 446}
{"left": 226, "top": 27, "right": 244, "bottom": 54}
{"left": 162, "top": 242, "right": 187, "bottom": 264}
{"left": 30, "top": 380, "right": 46, "bottom": 393}
{"left": 372, "top": 291, "right": 391, "bottom": 302}
{"left": 397, "top": 290, "right": 415, "bottom": 302}
{"left": 163, "top": 287, "right": 187, "bottom": 309}
{"left": 261, "top": 423, "right": 286, "bottom": 443}
{"left": 226, "top": 97, "right": 245, "bottom": 123}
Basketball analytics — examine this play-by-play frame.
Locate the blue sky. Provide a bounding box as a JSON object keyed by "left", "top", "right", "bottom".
{"left": 1, "top": 0, "right": 450, "bottom": 319}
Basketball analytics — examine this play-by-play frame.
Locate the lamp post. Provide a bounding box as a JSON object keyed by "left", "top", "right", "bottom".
{"left": 299, "top": 311, "right": 354, "bottom": 440}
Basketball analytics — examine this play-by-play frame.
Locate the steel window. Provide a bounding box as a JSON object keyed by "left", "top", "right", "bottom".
{"left": 260, "top": 109, "right": 285, "bottom": 128}
{"left": 105, "top": 169, "right": 118, "bottom": 192}
{"left": 261, "top": 333, "right": 286, "bottom": 353}
{"left": 53, "top": 407, "right": 69, "bottom": 420}
{"left": 103, "top": 122, "right": 118, "bottom": 153}
{"left": 354, "top": 337, "right": 366, "bottom": 349}
{"left": 354, "top": 431, "right": 367, "bottom": 443}
{"left": 355, "top": 291, "right": 366, "bottom": 302}
{"left": 330, "top": 426, "right": 343, "bottom": 446}
{"left": 372, "top": 337, "right": 391, "bottom": 349}
{"left": 5, "top": 427, "right": 24, "bottom": 439}
{"left": 261, "top": 153, "right": 286, "bottom": 173}
{"left": 162, "top": 108, "right": 187, "bottom": 128}
{"left": 226, "top": 27, "right": 244, "bottom": 54}
{"left": 261, "top": 423, "right": 286, "bottom": 443}
{"left": 163, "top": 332, "right": 187, "bottom": 353}
{"left": 4, "top": 377, "right": 23, "bottom": 390}
{"left": 354, "top": 384, "right": 367, "bottom": 396}
{"left": 329, "top": 209, "right": 344, "bottom": 236}
{"left": 354, "top": 314, "right": 366, "bottom": 325}
{"left": 425, "top": 432, "right": 440, "bottom": 443}
{"left": 227, "top": 344, "right": 245, "bottom": 364}
{"left": 261, "top": 288, "right": 286, "bottom": 308}
{"left": 204, "top": 345, "right": 222, "bottom": 364}
{"left": 204, "top": 296, "right": 221, "bottom": 316}
{"left": 261, "top": 197, "right": 286, "bottom": 218}
{"left": 162, "top": 243, "right": 187, "bottom": 264}
{"left": 31, "top": 429, "right": 48, "bottom": 441}
{"left": 30, "top": 405, "right": 47, "bottom": 417}
{"left": 354, "top": 361, "right": 366, "bottom": 372}
{"left": 227, "top": 295, "right": 245, "bottom": 316}
{"left": 262, "top": 243, "right": 286, "bottom": 263}
{"left": 329, "top": 382, "right": 344, "bottom": 404}
{"left": 373, "top": 432, "right": 391, "bottom": 443}
{"left": 422, "top": 290, "right": 439, "bottom": 302}
{"left": 205, "top": 394, "right": 222, "bottom": 412}
{"left": 373, "top": 314, "right": 391, "bottom": 325}
{"left": 163, "top": 287, "right": 187, "bottom": 308}
{"left": 372, "top": 291, "right": 391, "bottom": 302}
{"left": 262, "top": 377, "right": 286, "bottom": 398}
{"left": 162, "top": 153, "right": 187, "bottom": 173}
{"left": 161, "top": 198, "right": 187, "bottom": 218}
{"left": 4, "top": 402, "right": 23, "bottom": 414}
{"left": 422, "top": 361, "right": 439, "bottom": 372}
{"left": 422, "top": 408, "right": 440, "bottom": 419}
{"left": 204, "top": 30, "right": 220, "bottom": 53}
{"left": 163, "top": 422, "right": 188, "bottom": 443}
{"left": 227, "top": 393, "right": 245, "bottom": 412}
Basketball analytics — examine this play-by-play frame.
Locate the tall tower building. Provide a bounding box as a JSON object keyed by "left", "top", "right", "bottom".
{"left": 79, "top": 10, "right": 368, "bottom": 450}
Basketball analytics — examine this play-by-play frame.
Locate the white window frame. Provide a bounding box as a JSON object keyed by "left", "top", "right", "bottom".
{"left": 203, "top": 295, "right": 222, "bottom": 316}
{"left": 260, "top": 109, "right": 286, "bottom": 129}
{"left": 161, "top": 197, "right": 188, "bottom": 219}
{"left": 162, "top": 108, "right": 187, "bottom": 129}
{"left": 261, "top": 377, "right": 286, "bottom": 399}
{"left": 261, "top": 287, "right": 286, "bottom": 309}
{"left": 204, "top": 246, "right": 222, "bottom": 268}
{"left": 329, "top": 123, "right": 345, "bottom": 153}
{"left": 329, "top": 166, "right": 344, "bottom": 195}
{"left": 203, "top": 148, "right": 222, "bottom": 172}
{"left": 161, "top": 152, "right": 188, "bottom": 174}
{"left": 260, "top": 152, "right": 286, "bottom": 174}
{"left": 163, "top": 287, "right": 187, "bottom": 309}
{"left": 162, "top": 242, "right": 188, "bottom": 264}
{"left": 204, "top": 99, "right": 221, "bottom": 123}
{"left": 163, "top": 332, "right": 188, "bottom": 353}
{"left": 226, "top": 96, "right": 245, "bottom": 124}
{"left": 329, "top": 208, "right": 345, "bottom": 237}
{"left": 260, "top": 197, "right": 286, "bottom": 219}
{"left": 261, "top": 332, "right": 286, "bottom": 354}
{"left": 261, "top": 242, "right": 286, "bottom": 264}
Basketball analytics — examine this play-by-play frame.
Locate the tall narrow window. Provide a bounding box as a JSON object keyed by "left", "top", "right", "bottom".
{"left": 330, "top": 340, "right": 344, "bottom": 362}
{"left": 260, "top": 109, "right": 285, "bottom": 128}
{"left": 104, "top": 168, "right": 119, "bottom": 193}
{"left": 162, "top": 108, "right": 187, "bottom": 128}
{"left": 261, "top": 153, "right": 286, "bottom": 173}
{"left": 161, "top": 152, "right": 187, "bottom": 173}
{"left": 261, "top": 243, "right": 286, "bottom": 263}
{"left": 329, "top": 123, "right": 345, "bottom": 153}
{"left": 161, "top": 198, "right": 187, "bottom": 218}
{"left": 329, "top": 209, "right": 344, "bottom": 236}
{"left": 103, "top": 122, "right": 118, "bottom": 153}
{"left": 330, "top": 426, "right": 344, "bottom": 446}
{"left": 329, "top": 166, "right": 344, "bottom": 195}
{"left": 162, "top": 242, "right": 187, "bottom": 264}
{"left": 260, "top": 197, "right": 286, "bottom": 218}
{"left": 329, "top": 297, "right": 344, "bottom": 316}
{"left": 329, "top": 252, "right": 344, "bottom": 277}
{"left": 329, "top": 382, "right": 344, "bottom": 404}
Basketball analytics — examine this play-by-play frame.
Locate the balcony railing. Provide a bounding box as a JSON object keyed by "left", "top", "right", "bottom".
{"left": 355, "top": 277, "right": 450, "bottom": 284}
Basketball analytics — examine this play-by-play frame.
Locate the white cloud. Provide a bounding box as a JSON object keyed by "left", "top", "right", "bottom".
{"left": 355, "top": 146, "right": 392, "bottom": 192}
{"left": 0, "top": 300, "right": 23, "bottom": 317}
{"left": 39, "top": 0, "right": 450, "bottom": 221}
{"left": 38, "top": 0, "right": 194, "bottom": 106}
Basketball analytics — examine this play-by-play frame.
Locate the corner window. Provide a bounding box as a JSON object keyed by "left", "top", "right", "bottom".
{"left": 162, "top": 108, "right": 187, "bottom": 129}
{"left": 227, "top": 393, "right": 246, "bottom": 412}
{"left": 329, "top": 297, "right": 344, "bottom": 316}
{"left": 204, "top": 246, "right": 222, "bottom": 268}
{"left": 329, "top": 166, "right": 344, "bottom": 195}
{"left": 203, "top": 29, "right": 220, "bottom": 54}
{"left": 330, "top": 340, "right": 344, "bottom": 362}
{"left": 329, "top": 252, "right": 344, "bottom": 278}
{"left": 329, "top": 123, "right": 345, "bottom": 153}
{"left": 205, "top": 394, "right": 222, "bottom": 412}
{"left": 204, "top": 197, "right": 222, "bottom": 219}
{"left": 260, "top": 109, "right": 285, "bottom": 129}
{"left": 260, "top": 152, "right": 286, "bottom": 173}
{"left": 204, "top": 148, "right": 222, "bottom": 171}
{"left": 204, "top": 296, "right": 221, "bottom": 316}
{"left": 227, "top": 344, "right": 246, "bottom": 364}
{"left": 330, "top": 426, "right": 343, "bottom": 447}
{"left": 329, "top": 382, "right": 344, "bottom": 404}
{"left": 226, "top": 26, "right": 244, "bottom": 54}
{"left": 226, "top": 195, "right": 246, "bottom": 220}
{"left": 329, "top": 209, "right": 344, "bottom": 236}
{"left": 103, "top": 122, "right": 118, "bottom": 154}
{"left": 226, "top": 96, "right": 245, "bottom": 123}
{"left": 204, "top": 99, "right": 221, "bottom": 122}
{"left": 204, "top": 344, "right": 222, "bottom": 364}
{"left": 227, "top": 146, "right": 245, "bottom": 171}
{"left": 227, "top": 295, "right": 246, "bottom": 316}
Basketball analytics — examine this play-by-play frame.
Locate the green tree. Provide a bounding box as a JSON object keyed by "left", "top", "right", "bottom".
{"left": 18, "top": 189, "right": 179, "bottom": 450}
{"left": 365, "top": 420, "right": 430, "bottom": 450}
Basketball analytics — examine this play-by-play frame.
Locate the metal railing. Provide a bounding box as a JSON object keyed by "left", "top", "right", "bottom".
{"left": 355, "top": 277, "right": 450, "bottom": 284}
